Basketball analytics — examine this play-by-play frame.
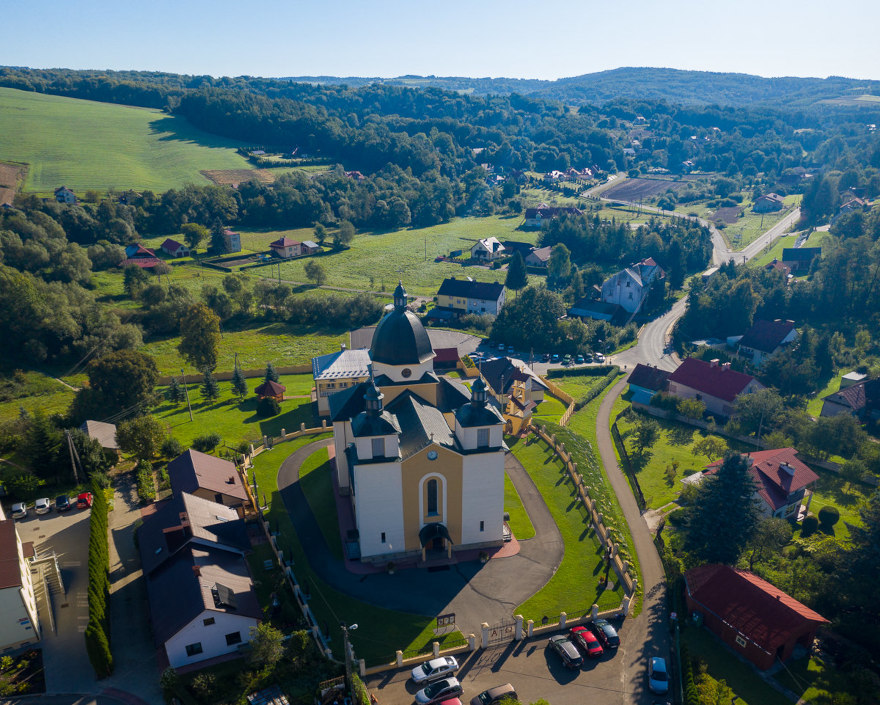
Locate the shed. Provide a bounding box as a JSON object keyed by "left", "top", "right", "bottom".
{"left": 254, "top": 380, "right": 286, "bottom": 401}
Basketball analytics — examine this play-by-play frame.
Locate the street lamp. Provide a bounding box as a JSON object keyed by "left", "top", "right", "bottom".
{"left": 341, "top": 622, "right": 358, "bottom": 696}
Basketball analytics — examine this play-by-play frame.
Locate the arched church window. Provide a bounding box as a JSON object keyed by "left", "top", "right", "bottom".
{"left": 427, "top": 478, "right": 438, "bottom": 515}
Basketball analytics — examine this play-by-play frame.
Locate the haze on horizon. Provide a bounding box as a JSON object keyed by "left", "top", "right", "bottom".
{"left": 3, "top": 0, "right": 879, "bottom": 83}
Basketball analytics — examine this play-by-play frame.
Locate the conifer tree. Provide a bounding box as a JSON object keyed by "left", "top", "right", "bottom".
{"left": 166, "top": 377, "right": 183, "bottom": 405}
{"left": 264, "top": 362, "right": 279, "bottom": 383}
{"left": 505, "top": 251, "right": 528, "bottom": 295}
{"left": 231, "top": 365, "right": 248, "bottom": 400}
{"left": 201, "top": 369, "right": 220, "bottom": 402}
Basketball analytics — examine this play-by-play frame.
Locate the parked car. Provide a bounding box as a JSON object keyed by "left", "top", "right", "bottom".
{"left": 55, "top": 495, "right": 72, "bottom": 512}
{"left": 76, "top": 492, "right": 94, "bottom": 509}
{"left": 648, "top": 656, "right": 669, "bottom": 694}
{"left": 575, "top": 354, "right": 585, "bottom": 364}
{"left": 547, "top": 634, "right": 583, "bottom": 669}
{"left": 415, "top": 678, "right": 462, "bottom": 705}
{"left": 590, "top": 619, "right": 620, "bottom": 649}
{"left": 551, "top": 354, "right": 560, "bottom": 363}
{"left": 584, "top": 353, "right": 593, "bottom": 363}
{"left": 11, "top": 502, "right": 27, "bottom": 520}
{"left": 439, "top": 699, "right": 463, "bottom": 705}
{"left": 497, "top": 343, "right": 505, "bottom": 351}
{"left": 35, "top": 497, "right": 52, "bottom": 515}
{"left": 411, "top": 656, "right": 459, "bottom": 684}
{"left": 541, "top": 353, "right": 551, "bottom": 362}
{"left": 470, "top": 683, "right": 517, "bottom": 705}
{"left": 570, "top": 626, "right": 603, "bottom": 658}
{"left": 562, "top": 354, "right": 572, "bottom": 365}
{"left": 595, "top": 352, "right": 606, "bottom": 363}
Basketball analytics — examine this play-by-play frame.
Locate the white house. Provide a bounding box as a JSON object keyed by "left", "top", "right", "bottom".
{"left": 54, "top": 186, "right": 76, "bottom": 204}
{"left": 435, "top": 278, "right": 506, "bottom": 317}
{"left": 269, "top": 237, "right": 301, "bottom": 259}
{"left": 0, "top": 514, "right": 40, "bottom": 651}
{"left": 737, "top": 320, "right": 797, "bottom": 366}
{"left": 667, "top": 357, "right": 764, "bottom": 417}
{"left": 470, "top": 237, "right": 505, "bottom": 261}
{"left": 600, "top": 257, "right": 665, "bottom": 314}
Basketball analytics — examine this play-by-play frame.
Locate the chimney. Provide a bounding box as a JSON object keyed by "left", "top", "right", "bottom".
{"left": 340, "top": 343, "right": 347, "bottom": 352}
{"left": 710, "top": 359, "right": 720, "bottom": 368}
{"left": 178, "top": 512, "right": 189, "bottom": 527}
{"left": 192, "top": 566, "right": 201, "bottom": 577}
{"left": 781, "top": 462, "right": 796, "bottom": 476}
{"left": 722, "top": 362, "right": 731, "bottom": 371}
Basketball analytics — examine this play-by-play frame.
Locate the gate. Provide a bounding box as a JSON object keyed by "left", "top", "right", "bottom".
{"left": 487, "top": 619, "right": 516, "bottom": 646}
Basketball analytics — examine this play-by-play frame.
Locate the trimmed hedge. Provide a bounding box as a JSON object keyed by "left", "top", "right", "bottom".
{"left": 85, "top": 477, "right": 113, "bottom": 677}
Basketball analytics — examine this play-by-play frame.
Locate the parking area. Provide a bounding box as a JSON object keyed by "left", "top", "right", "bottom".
{"left": 365, "top": 622, "right": 667, "bottom": 705}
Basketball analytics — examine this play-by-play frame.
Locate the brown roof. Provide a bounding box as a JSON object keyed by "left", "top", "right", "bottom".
{"left": 706, "top": 448, "right": 818, "bottom": 511}
{"left": 823, "top": 378, "right": 880, "bottom": 414}
{"left": 628, "top": 364, "right": 671, "bottom": 392}
{"left": 167, "top": 450, "right": 248, "bottom": 502}
{"left": 269, "top": 237, "right": 300, "bottom": 248}
{"left": 0, "top": 520, "right": 22, "bottom": 590}
{"left": 80, "top": 420, "right": 119, "bottom": 450}
{"left": 668, "top": 358, "right": 758, "bottom": 403}
{"left": 739, "top": 320, "right": 796, "bottom": 354}
{"left": 254, "top": 380, "right": 286, "bottom": 396}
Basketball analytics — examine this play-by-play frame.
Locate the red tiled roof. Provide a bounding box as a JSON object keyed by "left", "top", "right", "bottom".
{"left": 0, "top": 520, "right": 22, "bottom": 590}
{"left": 161, "top": 238, "right": 186, "bottom": 251}
{"left": 706, "top": 448, "right": 818, "bottom": 511}
{"left": 668, "top": 358, "right": 757, "bottom": 402}
{"left": 685, "top": 564, "right": 827, "bottom": 651}
{"left": 269, "top": 237, "right": 300, "bottom": 248}
{"left": 120, "top": 257, "right": 160, "bottom": 269}
{"left": 167, "top": 449, "right": 248, "bottom": 501}
{"left": 739, "top": 320, "right": 795, "bottom": 354}
{"left": 823, "top": 378, "right": 880, "bottom": 414}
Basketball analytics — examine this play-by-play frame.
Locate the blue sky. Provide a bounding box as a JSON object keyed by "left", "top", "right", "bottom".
{"left": 3, "top": 0, "right": 878, "bottom": 81}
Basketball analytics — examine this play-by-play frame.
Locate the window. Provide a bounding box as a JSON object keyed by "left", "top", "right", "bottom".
{"left": 477, "top": 428, "right": 490, "bottom": 448}
{"left": 480, "top": 521, "right": 484, "bottom": 532}
{"left": 185, "top": 642, "right": 203, "bottom": 657}
{"left": 202, "top": 617, "right": 215, "bottom": 626}
{"left": 225, "top": 631, "right": 242, "bottom": 646}
{"left": 427, "top": 479, "right": 438, "bottom": 515}
{"left": 371, "top": 438, "right": 385, "bottom": 458}
{"left": 381, "top": 532, "right": 386, "bottom": 543}
{"left": 214, "top": 493, "right": 224, "bottom": 504}
{"left": 735, "top": 635, "right": 747, "bottom": 648}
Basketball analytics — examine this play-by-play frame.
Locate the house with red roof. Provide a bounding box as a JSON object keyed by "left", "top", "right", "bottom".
{"left": 120, "top": 243, "right": 161, "bottom": 269}
{"left": 704, "top": 448, "right": 818, "bottom": 519}
{"left": 684, "top": 564, "right": 828, "bottom": 669}
{"left": 161, "top": 238, "right": 190, "bottom": 258}
{"left": 269, "top": 237, "right": 301, "bottom": 259}
{"left": 167, "top": 450, "right": 249, "bottom": 515}
{"left": 737, "top": 319, "right": 797, "bottom": 366}
{"left": 667, "top": 357, "right": 763, "bottom": 417}
{"left": 820, "top": 377, "right": 880, "bottom": 421}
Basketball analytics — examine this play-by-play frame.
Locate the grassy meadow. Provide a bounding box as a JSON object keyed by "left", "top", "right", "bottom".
{"left": 0, "top": 87, "right": 253, "bottom": 193}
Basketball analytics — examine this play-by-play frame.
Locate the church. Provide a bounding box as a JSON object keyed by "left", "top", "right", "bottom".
{"left": 326, "top": 283, "right": 507, "bottom": 563}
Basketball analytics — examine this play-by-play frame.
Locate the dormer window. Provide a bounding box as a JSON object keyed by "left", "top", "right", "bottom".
{"left": 371, "top": 438, "right": 385, "bottom": 458}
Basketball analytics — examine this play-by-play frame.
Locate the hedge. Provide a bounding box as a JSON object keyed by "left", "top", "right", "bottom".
{"left": 85, "top": 476, "right": 113, "bottom": 677}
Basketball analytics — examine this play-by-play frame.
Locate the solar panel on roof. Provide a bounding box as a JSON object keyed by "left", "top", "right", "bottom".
{"left": 213, "top": 582, "right": 237, "bottom": 609}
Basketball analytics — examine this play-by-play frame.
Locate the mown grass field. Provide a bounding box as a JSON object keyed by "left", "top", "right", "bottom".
{"left": 0, "top": 87, "right": 253, "bottom": 193}
{"left": 751, "top": 234, "right": 798, "bottom": 268}
{"left": 504, "top": 473, "right": 535, "bottom": 540}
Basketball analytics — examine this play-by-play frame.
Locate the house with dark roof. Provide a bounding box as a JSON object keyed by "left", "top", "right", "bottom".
{"left": 470, "top": 237, "right": 506, "bottom": 261}
{"left": 600, "top": 258, "right": 665, "bottom": 315}
{"left": 737, "top": 320, "right": 797, "bottom": 366}
{"left": 667, "top": 357, "right": 764, "bottom": 417}
{"left": 167, "top": 450, "right": 249, "bottom": 514}
{"left": 781, "top": 247, "right": 821, "bottom": 273}
{"left": 138, "top": 494, "right": 260, "bottom": 669}
{"left": 753, "top": 193, "right": 785, "bottom": 213}
{"left": 627, "top": 364, "right": 670, "bottom": 404}
{"left": 523, "top": 205, "right": 583, "bottom": 228}
{"left": 525, "top": 246, "right": 552, "bottom": 268}
{"left": 684, "top": 564, "right": 828, "bottom": 670}
{"left": 0, "top": 516, "right": 40, "bottom": 650}
{"left": 500, "top": 241, "right": 535, "bottom": 259}
{"left": 268, "top": 237, "right": 301, "bottom": 259}
{"left": 567, "top": 298, "right": 626, "bottom": 324}
{"left": 478, "top": 357, "right": 547, "bottom": 407}
{"left": 820, "top": 378, "right": 880, "bottom": 421}
{"left": 436, "top": 277, "right": 506, "bottom": 317}
{"left": 54, "top": 186, "right": 76, "bottom": 204}
{"left": 703, "top": 448, "right": 818, "bottom": 519}
{"left": 161, "top": 238, "right": 190, "bottom": 258}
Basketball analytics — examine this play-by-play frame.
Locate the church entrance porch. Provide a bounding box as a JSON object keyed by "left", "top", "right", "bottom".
{"left": 419, "top": 522, "right": 453, "bottom": 561}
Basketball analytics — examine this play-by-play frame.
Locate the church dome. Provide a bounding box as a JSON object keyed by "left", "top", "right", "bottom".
{"left": 370, "top": 282, "right": 434, "bottom": 366}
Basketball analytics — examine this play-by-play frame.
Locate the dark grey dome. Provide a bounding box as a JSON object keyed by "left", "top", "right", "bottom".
{"left": 370, "top": 308, "right": 434, "bottom": 365}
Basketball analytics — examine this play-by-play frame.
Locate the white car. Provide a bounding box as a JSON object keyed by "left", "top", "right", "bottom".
{"left": 35, "top": 497, "right": 52, "bottom": 515}
{"left": 411, "top": 656, "right": 459, "bottom": 684}
{"left": 414, "top": 678, "right": 462, "bottom": 705}
{"left": 11, "top": 502, "right": 27, "bottom": 520}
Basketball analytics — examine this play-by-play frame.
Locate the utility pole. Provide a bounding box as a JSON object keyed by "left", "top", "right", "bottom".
{"left": 181, "top": 368, "right": 194, "bottom": 422}
{"left": 65, "top": 430, "right": 80, "bottom": 485}
{"left": 341, "top": 622, "right": 358, "bottom": 696}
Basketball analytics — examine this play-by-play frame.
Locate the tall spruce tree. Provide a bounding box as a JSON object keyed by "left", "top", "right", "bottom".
{"left": 200, "top": 369, "right": 220, "bottom": 402}
{"left": 505, "top": 251, "right": 528, "bottom": 295}
{"left": 166, "top": 377, "right": 183, "bottom": 405}
{"left": 231, "top": 365, "right": 248, "bottom": 399}
{"left": 264, "top": 362, "right": 279, "bottom": 383}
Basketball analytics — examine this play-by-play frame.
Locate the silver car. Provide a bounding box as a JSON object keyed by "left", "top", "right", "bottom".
{"left": 35, "top": 497, "right": 52, "bottom": 515}
{"left": 411, "top": 656, "right": 459, "bottom": 684}
{"left": 414, "top": 677, "right": 462, "bottom": 705}
{"left": 11, "top": 502, "right": 27, "bottom": 520}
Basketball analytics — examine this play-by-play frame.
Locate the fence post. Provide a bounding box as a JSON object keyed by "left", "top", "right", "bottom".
{"left": 527, "top": 619, "right": 534, "bottom": 638}
{"left": 481, "top": 623, "right": 490, "bottom": 649}
{"left": 468, "top": 634, "right": 477, "bottom": 651}
{"left": 432, "top": 641, "right": 440, "bottom": 658}
{"left": 621, "top": 595, "right": 632, "bottom": 617}
{"left": 591, "top": 604, "right": 599, "bottom": 620}
{"left": 514, "top": 614, "right": 524, "bottom": 641}
{"left": 559, "top": 611, "right": 567, "bottom": 628}
{"left": 396, "top": 651, "right": 403, "bottom": 667}
{"left": 358, "top": 659, "right": 366, "bottom": 677}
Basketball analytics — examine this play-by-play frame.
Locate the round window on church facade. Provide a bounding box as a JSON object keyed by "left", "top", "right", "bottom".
{"left": 401, "top": 368, "right": 412, "bottom": 378}
{"left": 427, "top": 450, "right": 438, "bottom": 461}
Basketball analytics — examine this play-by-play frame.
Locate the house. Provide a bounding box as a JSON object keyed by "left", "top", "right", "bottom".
{"left": 470, "top": 237, "right": 505, "bottom": 261}
{"left": 684, "top": 564, "right": 827, "bottom": 670}
{"left": 54, "top": 186, "right": 76, "bottom": 204}
{"left": 300, "top": 240, "right": 320, "bottom": 255}
{"left": 737, "top": 320, "right": 797, "bottom": 366}
{"left": 764, "top": 259, "right": 791, "bottom": 277}
{"left": 834, "top": 197, "right": 868, "bottom": 221}
{"left": 523, "top": 205, "right": 583, "bottom": 228}
{"left": 567, "top": 299, "right": 625, "bottom": 324}
{"left": 667, "top": 357, "right": 764, "bottom": 417}
{"left": 753, "top": 193, "right": 785, "bottom": 213}
{"left": 704, "top": 448, "right": 819, "bottom": 519}
{"left": 781, "top": 247, "right": 821, "bottom": 273}
{"left": 525, "top": 246, "right": 552, "bottom": 268}
{"left": 627, "top": 364, "right": 670, "bottom": 405}
{"left": 820, "top": 378, "right": 880, "bottom": 421}
{"left": 436, "top": 278, "right": 506, "bottom": 317}
{"left": 222, "top": 229, "right": 241, "bottom": 254}
{"left": 600, "top": 258, "right": 665, "bottom": 315}
{"left": 328, "top": 283, "right": 506, "bottom": 563}
{"left": 479, "top": 357, "right": 547, "bottom": 407}
{"left": 0, "top": 515, "right": 40, "bottom": 651}
{"left": 432, "top": 347, "right": 460, "bottom": 371}
{"left": 313, "top": 346, "right": 373, "bottom": 416}
{"left": 254, "top": 380, "right": 286, "bottom": 401}
{"left": 543, "top": 170, "right": 565, "bottom": 182}
{"left": 120, "top": 243, "right": 161, "bottom": 269}
{"left": 345, "top": 171, "right": 365, "bottom": 181}
{"left": 269, "top": 237, "right": 301, "bottom": 259}
{"left": 79, "top": 420, "right": 119, "bottom": 452}
{"left": 500, "top": 241, "right": 535, "bottom": 259}
{"left": 167, "top": 450, "right": 249, "bottom": 514}
{"left": 161, "top": 238, "right": 190, "bottom": 258}
{"left": 138, "top": 494, "right": 260, "bottom": 669}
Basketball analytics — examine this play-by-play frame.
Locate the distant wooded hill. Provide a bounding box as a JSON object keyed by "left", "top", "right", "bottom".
{"left": 279, "top": 67, "right": 880, "bottom": 107}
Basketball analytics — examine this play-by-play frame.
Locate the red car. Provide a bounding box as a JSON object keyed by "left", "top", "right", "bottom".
{"left": 76, "top": 492, "right": 94, "bottom": 509}
{"left": 570, "top": 625, "right": 603, "bottom": 658}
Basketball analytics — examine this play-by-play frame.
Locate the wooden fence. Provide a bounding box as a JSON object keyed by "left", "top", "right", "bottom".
{"left": 539, "top": 377, "right": 576, "bottom": 426}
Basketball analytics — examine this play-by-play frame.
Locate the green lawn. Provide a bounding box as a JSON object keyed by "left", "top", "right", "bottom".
{"left": 751, "top": 234, "right": 798, "bottom": 268}
{"left": 531, "top": 395, "right": 568, "bottom": 424}
{"left": 154, "top": 374, "right": 317, "bottom": 448}
{"left": 554, "top": 375, "right": 608, "bottom": 402}
{"left": 298, "top": 447, "right": 344, "bottom": 560}
{"left": 0, "top": 87, "right": 253, "bottom": 193}
{"left": 248, "top": 436, "right": 466, "bottom": 665}
{"left": 0, "top": 369, "right": 76, "bottom": 423}
{"left": 720, "top": 195, "right": 798, "bottom": 248}
{"left": 772, "top": 652, "right": 860, "bottom": 703}
{"left": 804, "top": 229, "right": 833, "bottom": 247}
{"left": 806, "top": 470, "right": 867, "bottom": 543}
{"left": 511, "top": 436, "right": 622, "bottom": 621}
{"left": 504, "top": 472, "right": 535, "bottom": 540}
{"left": 806, "top": 370, "right": 849, "bottom": 417}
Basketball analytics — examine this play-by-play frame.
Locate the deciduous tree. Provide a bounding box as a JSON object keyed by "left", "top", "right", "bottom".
{"left": 181, "top": 223, "right": 209, "bottom": 251}
{"left": 178, "top": 303, "right": 221, "bottom": 372}
{"left": 304, "top": 260, "right": 326, "bottom": 286}
{"left": 116, "top": 415, "right": 166, "bottom": 460}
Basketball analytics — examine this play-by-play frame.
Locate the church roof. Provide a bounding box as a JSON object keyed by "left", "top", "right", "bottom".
{"left": 352, "top": 410, "right": 401, "bottom": 437}
{"left": 370, "top": 308, "right": 434, "bottom": 366}
{"left": 455, "top": 400, "right": 504, "bottom": 428}
{"left": 386, "top": 393, "right": 456, "bottom": 456}
{"left": 330, "top": 376, "right": 471, "bottom": 423}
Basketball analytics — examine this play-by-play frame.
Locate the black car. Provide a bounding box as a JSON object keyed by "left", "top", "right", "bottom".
{"left": 55, "top": 495, "right": 72, "bottom": 512}
{"left": 590, "top": 619, "right": 620, "bottom": 649}
{"left": 547, "top": 634, "right": 583, "bottom": 669}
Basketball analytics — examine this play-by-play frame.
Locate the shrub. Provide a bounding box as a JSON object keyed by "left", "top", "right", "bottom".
{"left": 256, "top": 397, "right": 281, "bottom": 418}
{"left": 818, "top": 506, "right": 840, "bottom": 527}
{"left": 90, "top": 470, "right": 111, "bottom": 489}
{"left": 85, "top": 476, "right": 112, "bottom": 677}
{"left": 801, "top": 515, "right": 819, "bottom": 537}
{"left": 136, "top": 462, "right": 156, "bottom": 503}
{"left": 192, "top": 433, "right": 222, "bottom": 452}
{"left": 161, "top": 437, "right": 183, "bottom": 458}
{"left": 157, "top": 467, "right": 170, "bottom": 491}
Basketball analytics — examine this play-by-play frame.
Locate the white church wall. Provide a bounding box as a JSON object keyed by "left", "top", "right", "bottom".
{"left": 354, "top": 462, "right": 406, "bottom": 558}
{"left": 459, "top": 452, "right": 505, "bottom": 546}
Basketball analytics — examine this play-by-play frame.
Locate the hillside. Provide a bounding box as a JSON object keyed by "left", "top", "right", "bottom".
{"left": 281, "top": 67, "right": 880, "bottom": 107}
{"left": 0, "top": 87, "right": 254, "bottom": 193}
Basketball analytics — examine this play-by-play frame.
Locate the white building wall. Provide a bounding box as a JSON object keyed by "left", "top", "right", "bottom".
{"left": 333, "top": 420, "right": 354, "bottom": 489}
{"left": 371, "top": 359, "right": 433, "bottom": 383}
{"left": 466, "top": 293, "right": 505, "bottom": 316}
{"left": 454, "top": 422, "right": 503, "bottom": 451}
{"left": 353, "top": 462, "right": 406, "bottom": 558}
{"left": 459, "top": 453, "right": 505, "bottom": 546}
{"left": 165, "top": 610, "right": 259, "bottom": 669}
{"left": 354, "top": 434, "right": 399, "bottom": 460}
{"left": 0, "top": 587, "right": 39, "bottom": 650}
